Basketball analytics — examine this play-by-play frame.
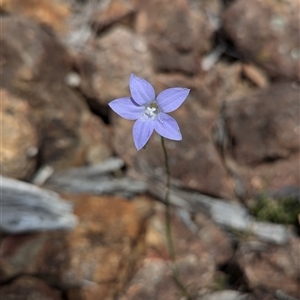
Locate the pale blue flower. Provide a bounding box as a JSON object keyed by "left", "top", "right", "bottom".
{"left": 109, "top": 74, "right": 190, "bottom": 151}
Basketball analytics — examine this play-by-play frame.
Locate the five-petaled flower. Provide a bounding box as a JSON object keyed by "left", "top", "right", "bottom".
{"left": 108, "top": 74, "right": 190, "bottom": 151}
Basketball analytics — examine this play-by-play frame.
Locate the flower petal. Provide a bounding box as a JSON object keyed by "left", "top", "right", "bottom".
{"left": 108, "top": 97, "right": 143, "bottom": 120}
{"left": 154, "top": 113, "right": 182, "bottom": 140}
{"left": 156, "top": 88, "right": 190, "bottom": 113}
{"left": 129, "top": 74, "right": 155, "bottom": 106}
{"left": 132, "top": 118, "right": 155, "bottom": 150}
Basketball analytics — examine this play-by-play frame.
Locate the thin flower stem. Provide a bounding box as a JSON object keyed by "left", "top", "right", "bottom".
{"left": 161, "top": 137, "right": 192, "bottom": 300}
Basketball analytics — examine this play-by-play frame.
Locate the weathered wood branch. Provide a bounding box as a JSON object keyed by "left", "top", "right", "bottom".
{"left": 45, "top": 158, "right": 147, "bottom": 197}
{"left": 149, "top": 181, "right": 294, "bottom": 245}
{"left": 0, "top": 176, "right": 77, "bottom": 234}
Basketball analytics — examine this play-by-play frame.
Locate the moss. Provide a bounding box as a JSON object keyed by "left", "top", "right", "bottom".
{"left": 213, "top": 272, "right": 229, "bottom": 291}
{"left": 249, "top": 195, "right": 300, "bottom": 225}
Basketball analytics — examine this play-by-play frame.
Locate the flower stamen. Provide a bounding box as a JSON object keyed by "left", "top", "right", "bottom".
{"left": 145, "top": 101, "right": 159, "bottom": 119}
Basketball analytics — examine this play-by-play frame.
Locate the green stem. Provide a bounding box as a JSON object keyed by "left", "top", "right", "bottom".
{"left": 161, "top": 137, "right": 192, "bottom": 299}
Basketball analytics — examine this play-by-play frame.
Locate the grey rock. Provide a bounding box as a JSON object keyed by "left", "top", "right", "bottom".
{"left": 199, "top": 290, "right": 249, "bottom": 300}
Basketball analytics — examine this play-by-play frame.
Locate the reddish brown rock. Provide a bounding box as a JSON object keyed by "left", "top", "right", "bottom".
{"left": 223, "top": 0, "right": 300, "bottom": 80}
{"left": 0, "top": 0, "right": 70, "bottom": 33}
{"left": 64, "top": 194, "right": 152, "bottom": 298}
{"left": 90, "top": 0, "right": 136, "bottom": 33}
{"left": 136, "top": 0, "right": 218, "bottom": 74}
{"left": 194, "top": 213, "right": 234, "bottom": 266}
{"left": 222, "top": 82, "right": 299, "bottom": 196}
{"left": 154, "top": 61, "right": 254, "bottom": 117}
{"left": 249, "top": 290, "right": 277, "bottom": 300}
{"left": 120, "top": 255, "right": 213, "bottom": 300}
{"left": 224, "top": 82, "right": 299, "bottom": 165}
{"left": 0, "top": 16, "right": 112, "bottom": 170}
{"left": 0, "top": 89, "right": 38, "bottom": 179}
{"left": 67, "top": 283, "right": 110, "bottom": 300}
{"left": 0, "top": 232, "right": 68, "bottom": 283}
{"left": 242, "top": 63, "right": 269, "bottom": 88}
{"left": 0, "top": 195, "right": 153, "bottom": 299}
{"left": 120, "top": 202, "right": 216, "bottom": 299}
{"left": 77, "top": 111, "right": 112, "bottom": 165}
{"left": 241, "top": 152, "right": 300, "bottom": 195}
{"left": 236, "top": 238, "right": 300, "bottom": 298}
{"left": 0, "top": 275, "right": 62, "bottom": 300}
{"left": 80, "top": 25, "right": 154, "bottom": 105}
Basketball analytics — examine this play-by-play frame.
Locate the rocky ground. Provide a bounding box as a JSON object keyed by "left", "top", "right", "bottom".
{"left": 0, "top": 0, "right": 299, "bottom": 299}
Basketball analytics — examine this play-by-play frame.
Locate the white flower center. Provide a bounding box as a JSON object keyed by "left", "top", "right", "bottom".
{"left": 144, "top": 101, "right": 159, "bottom": 119}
